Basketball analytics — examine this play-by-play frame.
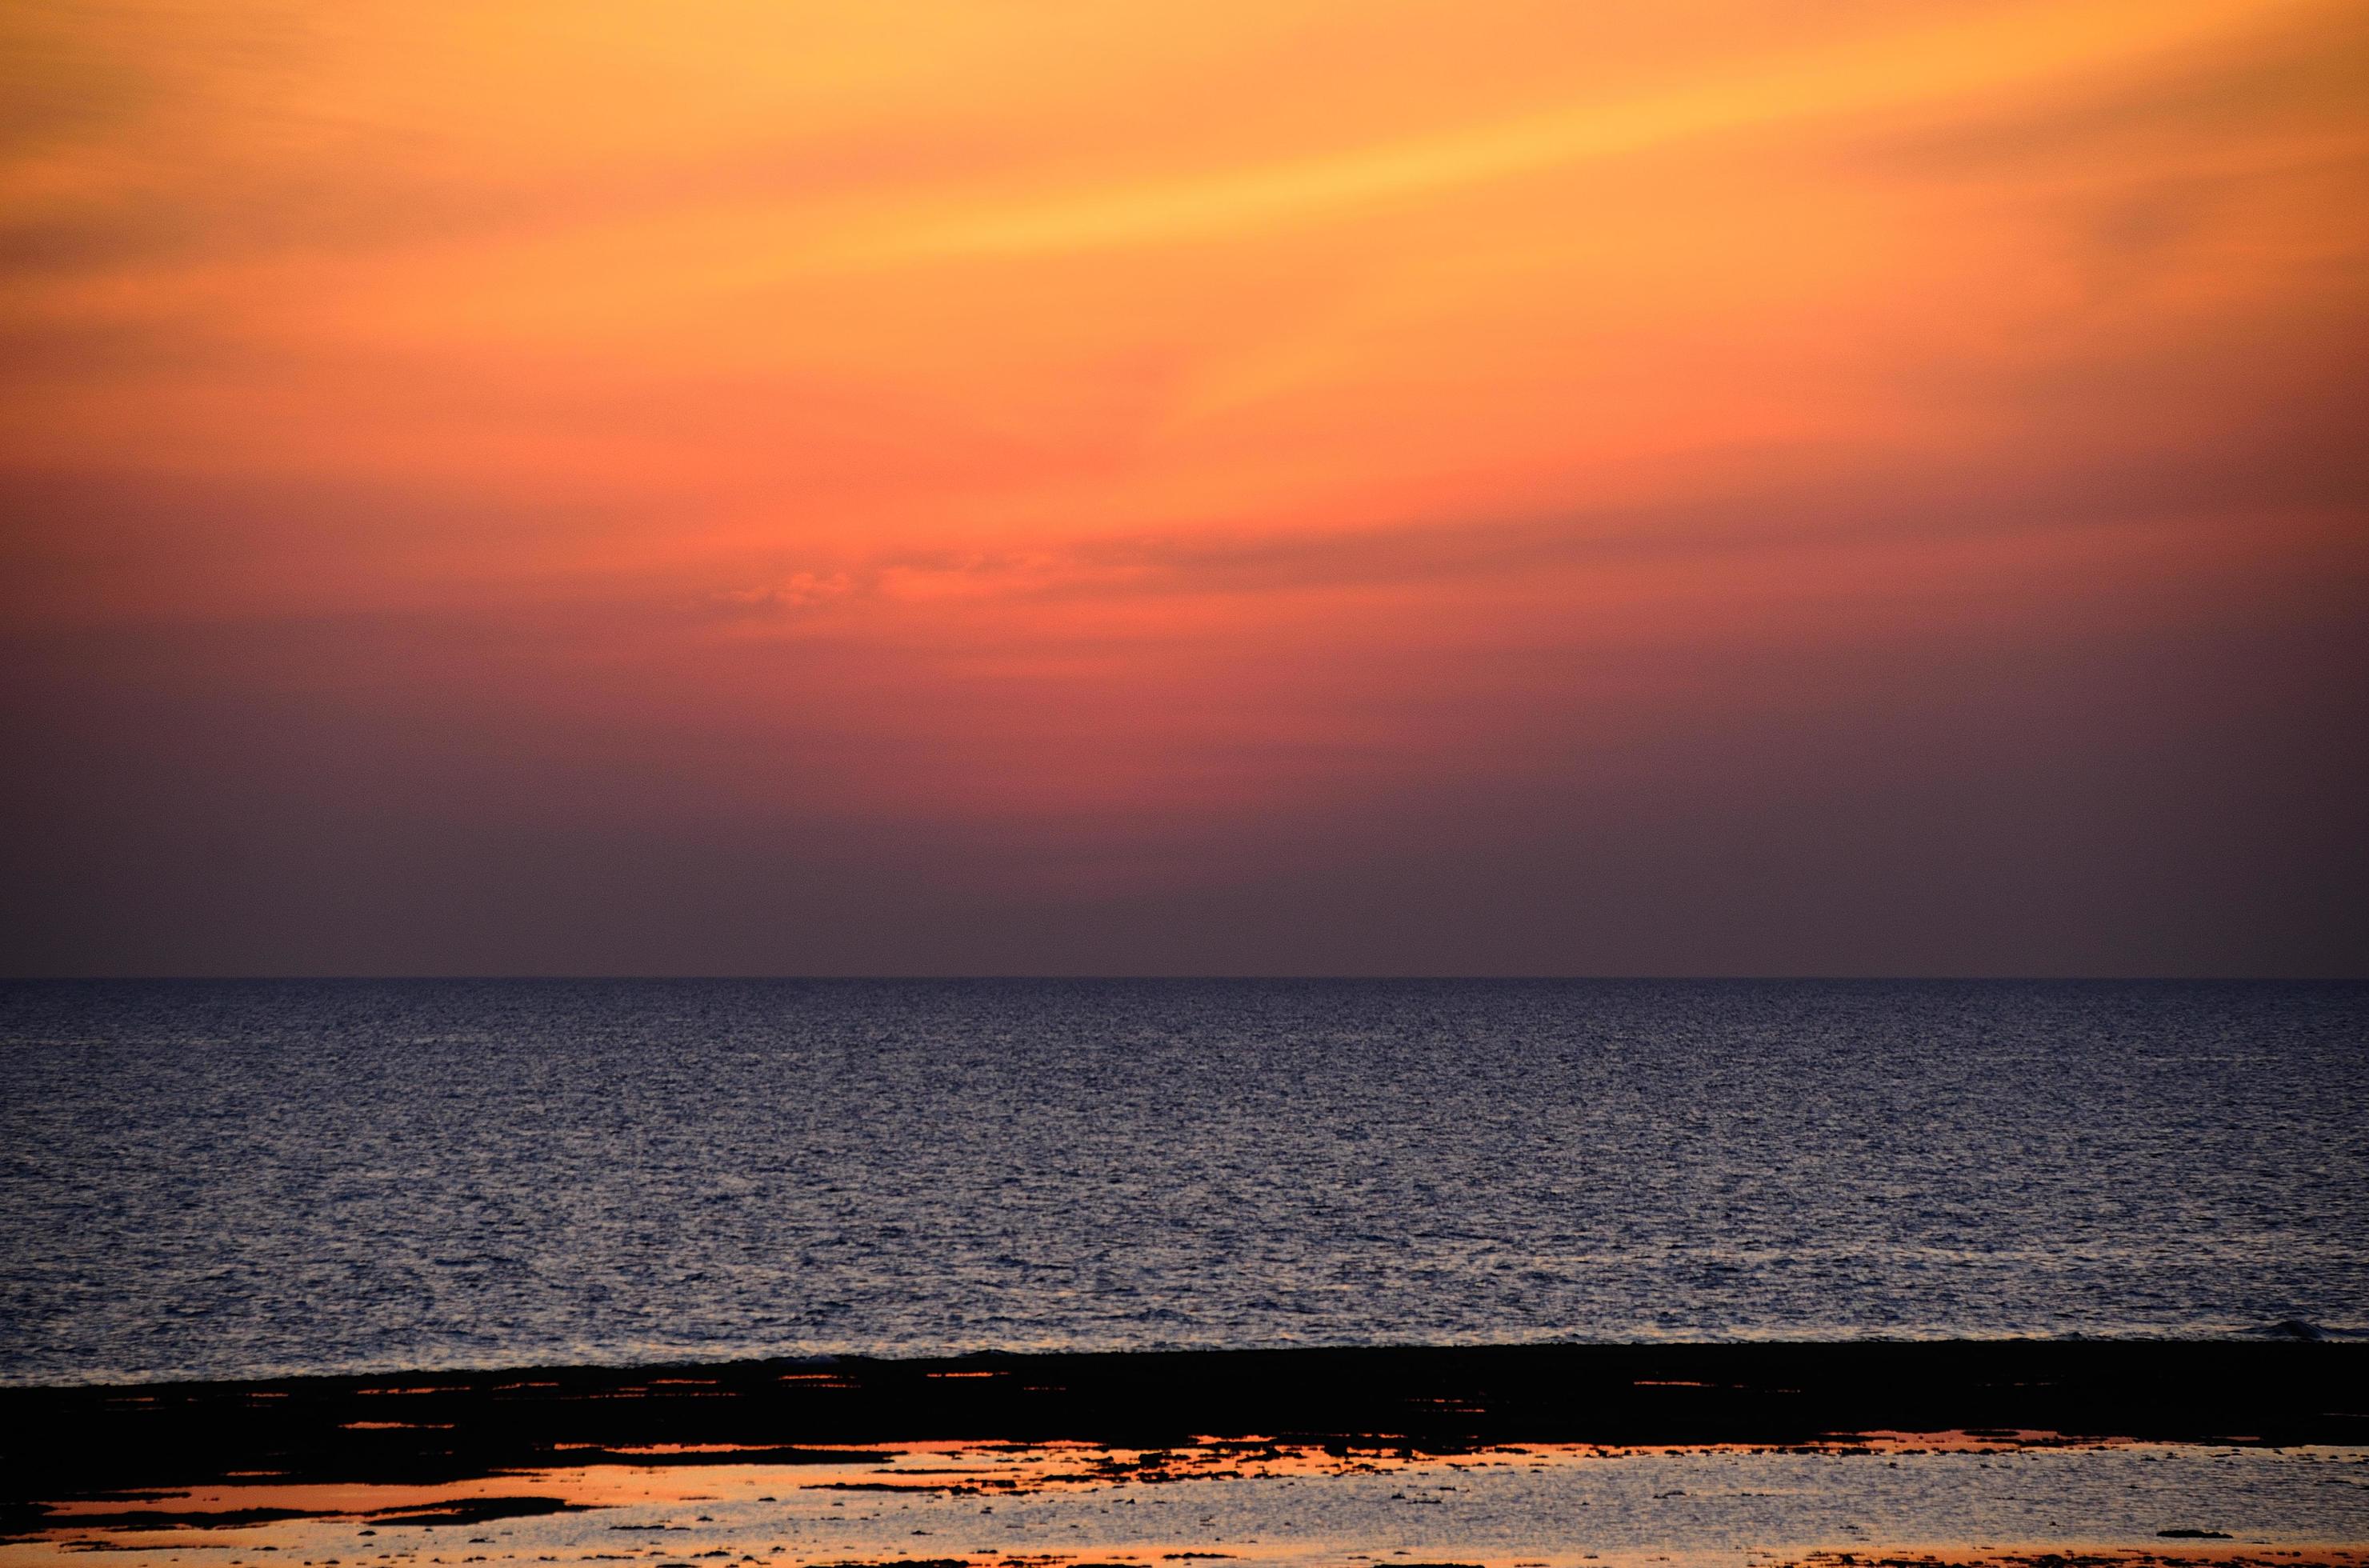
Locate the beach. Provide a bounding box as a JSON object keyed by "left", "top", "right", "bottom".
{"left": 6, "top": 1345, "right": 2365, "bottom": 1568}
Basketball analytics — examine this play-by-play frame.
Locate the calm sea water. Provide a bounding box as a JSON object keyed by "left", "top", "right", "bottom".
{"left": 1, "top": 979, "right": 2363, "bottom": 1386}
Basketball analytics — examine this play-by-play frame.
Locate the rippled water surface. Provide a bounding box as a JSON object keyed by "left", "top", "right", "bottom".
{"left": 2, "top": 979, "right": 2363, "bottom": 1384}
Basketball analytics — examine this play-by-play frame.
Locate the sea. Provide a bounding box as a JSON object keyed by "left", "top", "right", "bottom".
{"left": 1, "top": 978, "right": 2363, "bottom": 1387}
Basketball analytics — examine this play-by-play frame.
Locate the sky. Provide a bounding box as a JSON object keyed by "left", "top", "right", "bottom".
{"left": 2, "top": 0, "right": 2365, "bottom": 976}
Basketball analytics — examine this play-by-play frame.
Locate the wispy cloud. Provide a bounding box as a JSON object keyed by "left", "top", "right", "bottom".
{"left": 2, "top": 0, "right": 2363, "bottom": 970}
{"left": 837, "top": 0, "right": 2321, "bottom": 264}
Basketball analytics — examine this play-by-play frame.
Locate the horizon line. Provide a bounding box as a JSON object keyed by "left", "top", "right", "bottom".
{"left": 4, "top": 974, "right": 2363, "bottom": 985}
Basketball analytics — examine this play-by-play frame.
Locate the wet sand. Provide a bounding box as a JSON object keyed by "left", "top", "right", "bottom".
{"left": 3, "top": 1438, "right": 2365, "bottom": 1568}
{"left": 5, "top": 1346, "right": 2363, "bottom": 1568}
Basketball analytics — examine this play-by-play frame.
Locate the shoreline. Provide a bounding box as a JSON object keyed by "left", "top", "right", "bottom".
{"left": 5, "top": 1434, "right": 2364, "bottom": 1568}
{"left": 6, "top": 1342, "right": 2363, "bottom": 1502}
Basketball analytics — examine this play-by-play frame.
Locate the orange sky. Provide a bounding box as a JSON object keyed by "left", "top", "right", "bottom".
{"left": 2, "top": 0, "right": 2365, "bottom": 973}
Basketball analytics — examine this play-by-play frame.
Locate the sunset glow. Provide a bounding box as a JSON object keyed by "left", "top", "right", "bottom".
{"left": 3, "top": 0, "right": 2364, "bottom": 973}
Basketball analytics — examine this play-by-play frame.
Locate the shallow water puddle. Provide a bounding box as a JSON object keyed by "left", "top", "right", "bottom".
{"left": 7, "top": 1442, "right": 2366, "bottom": 1568}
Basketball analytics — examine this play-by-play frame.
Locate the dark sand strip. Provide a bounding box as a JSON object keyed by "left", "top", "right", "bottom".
{"left": 3, "top": 1342, "right": 2361, "bottom": 1502}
